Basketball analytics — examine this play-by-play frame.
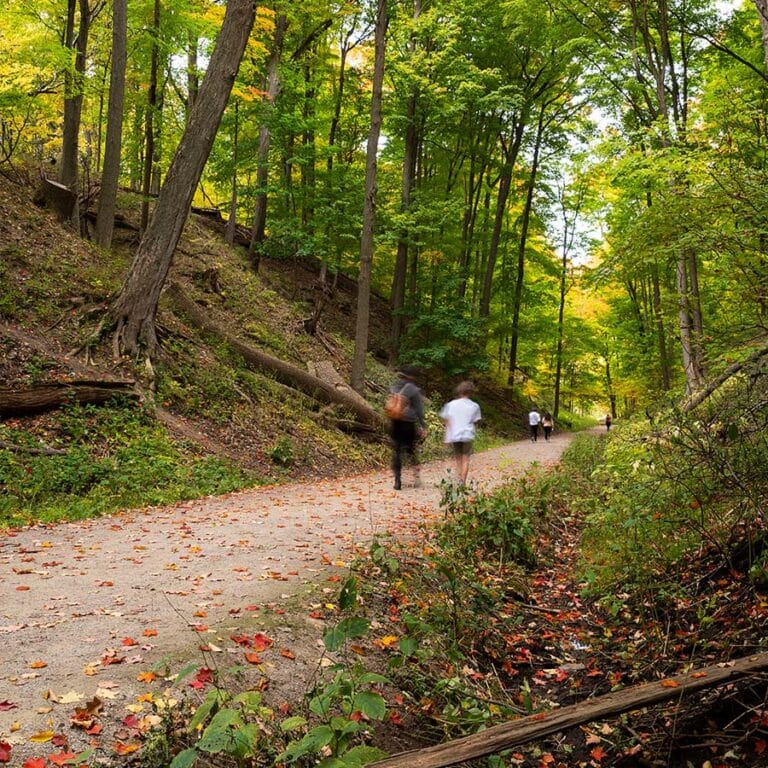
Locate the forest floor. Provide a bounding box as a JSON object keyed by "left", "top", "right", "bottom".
{"left": 0, "top": 433, "right": 570, "bottom": 767}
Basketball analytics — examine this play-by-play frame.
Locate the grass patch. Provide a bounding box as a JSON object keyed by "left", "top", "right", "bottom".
{"left": 0, "top": 400, "right": 262, "bottom": 528}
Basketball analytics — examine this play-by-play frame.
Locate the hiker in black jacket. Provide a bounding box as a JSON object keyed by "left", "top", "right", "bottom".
{"left": 387, "top": 366, "right": 426, "bottom": 490}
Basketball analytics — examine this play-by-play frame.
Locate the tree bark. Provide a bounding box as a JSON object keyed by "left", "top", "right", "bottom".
{"left": 140, "top": 0, "right": 161, "bottom": 234}
{"left": 102, "top": 0, "right": 257, "bottom": 359}
{"left": 0, "top": 380, "right": 136, "bottom": 416}
{"left": 168, "top": 284, "right": 384, "bottom": 430}
{"left": 507, "top": 104, "right": 544, "bottom": 387}
{"left": 95, "top": 0, "right": 127, "bottom": 249}
{"left": 754, "top": 0, "right": 768, "bottom": 71}
{"left": 248, "top": 14, "right": 288, "bottom": 268}
{"left": 351, "top": 0, "right": 387, "bottom": 393}
{"left": 59, "top": 0, "right": 90, "bottom": 229}
{"left": 369, "top": 653, "right": 768, "bottom": 768}
{"left": 389, "top": 0, "right": 421, "bottom": 364}
{"left": 479, "top": 123, "right": 525, "bottom": 318}
{"left": 225, "top": 100, "right": 239, "bottom": 245}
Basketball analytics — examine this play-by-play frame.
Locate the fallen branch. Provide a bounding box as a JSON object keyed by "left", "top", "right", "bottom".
{"left": 0, "top": 380, "right": 137, "bottom": 416}
{"left": 368, "top": 653, "right": 768, "bottom": 768}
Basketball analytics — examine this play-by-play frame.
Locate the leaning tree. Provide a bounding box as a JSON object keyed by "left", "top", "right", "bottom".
{"left": 98, "top": 0, "right": 257, "bottom": 360}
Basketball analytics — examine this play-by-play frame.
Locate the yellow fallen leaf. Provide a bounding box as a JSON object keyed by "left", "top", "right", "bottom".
{"left": 29, "top": 730, "right": 55, "bottom": 742}
{"left": 10, "top": 722, "right": 20, "bottom": 732}
{"left": 378, "top": 635, "right": 399, "bottom": 648}
{"left": 29, "top": 661, "right": 48, "bottom": 669}
{"left": 125, "top": 704, "right": 145, "bottom": 714}
{"left": 56, "top": 691, "right": 84, "bottom": 704}
{"left": 83, "top": 665, "right": 99, "bottom": 677}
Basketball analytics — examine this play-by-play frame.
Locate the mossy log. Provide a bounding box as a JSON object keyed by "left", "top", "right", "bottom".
{"left": 167, "top": 282, "right": 386, "bottom": 431}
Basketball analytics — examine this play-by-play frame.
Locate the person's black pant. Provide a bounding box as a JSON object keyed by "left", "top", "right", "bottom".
{"left": 530, "top": 424, "right": 539, "bottom": 441}
{"left": 391, "top": 420, "right": 418, "bottom": 486}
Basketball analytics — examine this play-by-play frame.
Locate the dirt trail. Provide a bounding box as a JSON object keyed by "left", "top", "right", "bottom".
{"left": 0, "top": 434, "right": 571, "bottom": 763}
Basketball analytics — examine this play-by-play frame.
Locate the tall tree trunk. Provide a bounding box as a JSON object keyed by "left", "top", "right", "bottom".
{"left": 248, "top": 14, "right": 287, "bottom": 269}
{"left": 754, "top": 0, "right": 768, "bottom": 71}
{"left": 301, "top": 62, "right": 316, "bottom": 230}
{"left": 95, "top": 0, "right": 127, "bottom": 249}
{"left": 225, "top": 100, "right": 239, "bottom": 246}
{"left": 507, "top": 105, "right": 544, "bottom": 386}
{"left": 101, "top": 0, "right": 256, "bottom": 360}
{"left": 187, "top": 31, "right": 199, "bottom": 114}
{"left": 479, "top": 123, "right": 525, "bottom": 318}
{"left": 140, "top": 0, "right": 161, "bottom": 233}
{"left": 59, "top": 0, "right": 90, "bottom": 229}
{"left": 650, "top": 260, "right": 671, "bottom": 390}
{"left": 351, "top": 0, "right": 387, "bottom": 393}
{"left": 390, "top": 0, "right": 421, "bottom": 363}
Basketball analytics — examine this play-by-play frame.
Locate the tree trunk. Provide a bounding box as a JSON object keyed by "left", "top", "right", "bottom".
{"left": 389, "top": 0, "right": 421, "bottom": 364}
{"left": 351, "top": 0, "right": 387, "bottom": 393}
{"left": 650, "top": 260, "right": 672, "bottom": 391}
{"left": 248, "top": 14, "right": 287, "bottom": 269}
{"left": 95, "top": 0, "right": 127, "bottom": 249}
{"left": 479, "top": 123, "right": 525, "bottom": 318}
{"left": 187, "top": 31, "right": 199, "bottom": 114}
{"left": 754, "top": 0, "right": 768, "bottom": 70}
{"left": 101, "top": 0, "right": 257, "bottom": 359}
{"left": 140, "top": 0, "right": 161, "bottom": 234}
{"left": 301, "top": 62, "right": 316, "bottom": 230}
{"left": 553, "top": 241, "right": 568, "bottom": 420}
{"left": 508, "top": 105, "right": 544, "bottom": 387}
{"left": 59, "top": 0, "right": 90, "bottom": 229}
{"left": 225, "top": 100, "right": 239, "bottom": 245}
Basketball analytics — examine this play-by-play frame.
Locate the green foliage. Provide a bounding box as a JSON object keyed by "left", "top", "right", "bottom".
{"left": 438, "top": 480, "right": 536, "bottom": 567}
{"left": 0, "top": 402, "right": 260, "bottom": 527}
{"left": 277, "top": 577, "right": 389, "bottom": 767}
{"left": 268, "top": 436, "right": 295, "bottom": 467}
{"left": 578, "top": 361, "right": 768, "bottom": 602}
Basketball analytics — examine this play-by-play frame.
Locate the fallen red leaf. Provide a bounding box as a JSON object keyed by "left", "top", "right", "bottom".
{"left": 660, "top": 679, "right": 679, "bottom": 688}
{"left": 0, "top": 702, "right": 17, "bottom": 711}
{"left": 47, "top": 752, "right": 77, "bottom": 766}
{"left": 0, "top": 741, "right": 10, "bottom": 763}
{"left": 590, "top": 746, "right": 608, "bottom": 761}
{"left": 22, "top": 759, "right": 46, "bottom": 768}
{"left": 142, "top": 629, "right": 158, "bottom": 637}
{"left": 121, "top": 637, "right": 138, "bottom": 647}
{"left": 280, "top": 648, "right": 296, "bottom": 660}
{"left": 244, "top": 653, "right": 263, "bottom": 664}
{"left": 252, "top": 633, "right": 273, "bottom": 652}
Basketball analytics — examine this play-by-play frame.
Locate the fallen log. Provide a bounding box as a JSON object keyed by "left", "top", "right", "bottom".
{"left": 0, "top": 439, "right": 67, "bottom": 456}
{"left": 167, "top": 283, "right": 386, "bottom": 431}
{"left": 0, "top": 380, "right": 137, "bottom": 416}
{"left": 682, "top": 341, "right": 768, "bottom": 413}
{"left": 368, "top": 653, "right": 768, "bottom": 768}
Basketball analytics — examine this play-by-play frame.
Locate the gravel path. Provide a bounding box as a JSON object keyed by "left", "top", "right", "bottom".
{"left": 0, "top": 433, "right": 572, "bottom": 763}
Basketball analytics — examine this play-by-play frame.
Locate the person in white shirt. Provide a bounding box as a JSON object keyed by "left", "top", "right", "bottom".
{"left": 528, "top": 408, "right": 541, "bottom": 442}
{"left": 440, "top": 381, "right": 482, "bottom": 485}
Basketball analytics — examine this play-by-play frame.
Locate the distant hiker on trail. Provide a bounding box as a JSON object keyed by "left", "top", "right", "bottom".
{"left": 605, "top": 413, "right": 612, "bottom": 431}
{"left": 440, "top": 380, "right": 482, "bottom": 485}
{"left": 542, "top": 412, "right": 554, "bottom": 441}
{"left": 528, "top": 408, "right": 541, "bottom": 442}
{"left": 386, "top": 366, "right": 426, "bottom": 490}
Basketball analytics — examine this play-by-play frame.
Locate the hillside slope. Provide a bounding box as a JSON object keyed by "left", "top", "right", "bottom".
{"left": 0, "top": 175, "right": 525, "bottom": 523}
